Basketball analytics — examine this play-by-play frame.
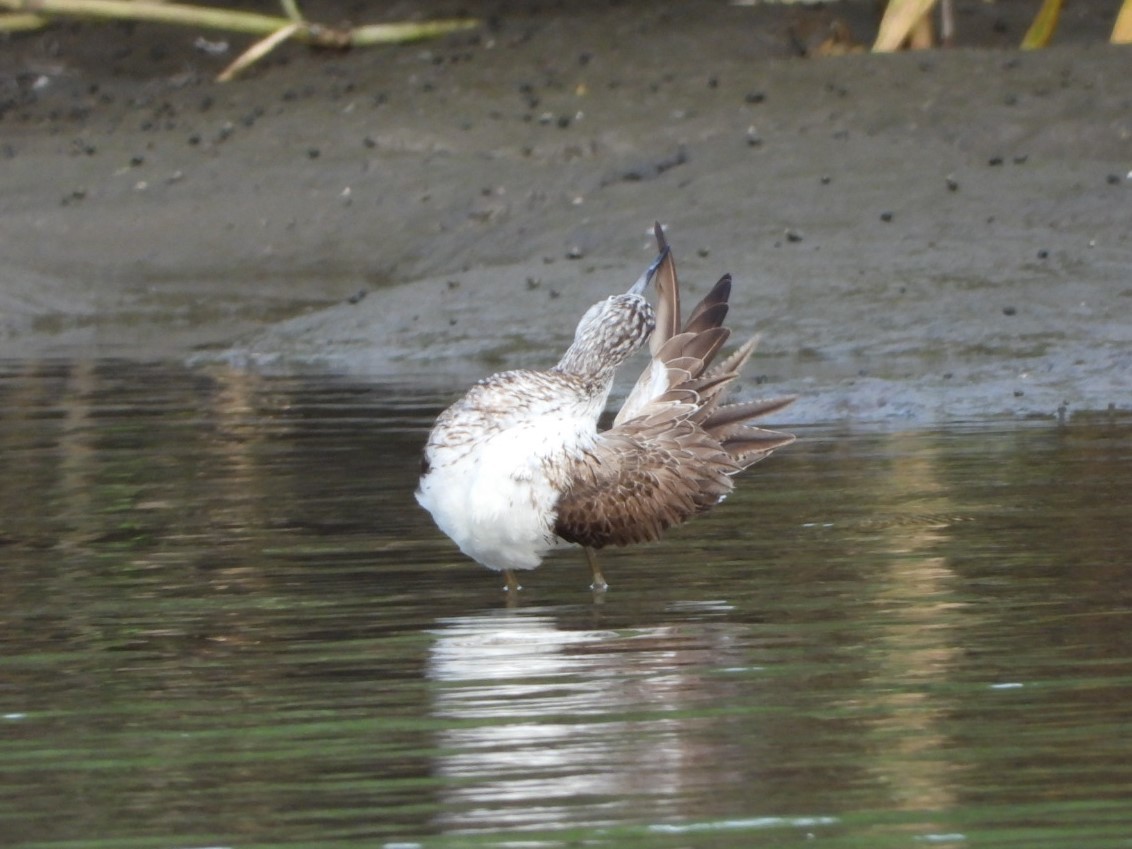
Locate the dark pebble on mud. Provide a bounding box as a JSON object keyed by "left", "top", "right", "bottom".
{"left": 880, "top": 211, "right": 893, "bottom": 222}
{"left": 129, "top": 155, "right": 144, "bottom": 167}
{"left": 1107, "top": 173, "right": 1122, "bottom": 185}
{"left": 566, "top": 246, "right": 585, "bottom": 259}
{"left": 307, "top": 147, "right": 320, "bottom": 159}
{"left": 785, "top": 229, "right": 804, "bottom": 243}
{"left": 744, "top": 91, "right": 766, "bottom": 104}
{"left": 1003, "top": 306, "right": 1017, "bottom": 316}
{"left": 820, "top": 175, "right": 832, "bottom": 184}
{"left": 988, "top": 156, "right": 1004, "bottom": 166}
{"left": 697, "top": 247, "right": 710, "bottom": 258}
{"left": 1037, "top": 249, "right": 1049, "bottom": 259}
{"left": 363, "top": 136, "right": 376, "bottom": 148}
{"left": 946, "top": 175, "right": 959, "bottom": 191}
{"left": 347, "top": 290, "right": 366, "bottom": 304}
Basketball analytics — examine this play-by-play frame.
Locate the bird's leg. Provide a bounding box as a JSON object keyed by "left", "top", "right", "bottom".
{"left": 585, "top": 547, "right": 608, "bottom": 592}
{"left": 503, "top": 569, "right": 521, "bottom": 593}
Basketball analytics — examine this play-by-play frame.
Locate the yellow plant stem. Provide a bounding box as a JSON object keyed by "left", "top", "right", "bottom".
{"left": 1113, "top": 0, "right": 1132, "bottom": 43}
{"left": 874, "top": 0, "right": 938, "bottom": 51}
{"left": 1021, "top": 0, "right": 1063, "bottom": 49}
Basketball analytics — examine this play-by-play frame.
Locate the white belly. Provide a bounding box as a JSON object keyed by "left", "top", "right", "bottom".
{"left": 416, "top": 426, "right": 569, "bottom": 572}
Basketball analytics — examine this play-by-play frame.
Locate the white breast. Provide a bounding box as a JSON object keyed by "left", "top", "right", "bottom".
{"left": 417, "top": 410, "right": 594, "bottom": 572}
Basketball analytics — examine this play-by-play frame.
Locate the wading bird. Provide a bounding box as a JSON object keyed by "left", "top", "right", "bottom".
{"left": 417, "top": 224, "right": 794, "bottom": 592}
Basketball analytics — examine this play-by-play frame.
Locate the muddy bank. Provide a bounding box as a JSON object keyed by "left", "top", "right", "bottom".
{"left": 1, "top": 1, "right": 1129, "bottom": 424}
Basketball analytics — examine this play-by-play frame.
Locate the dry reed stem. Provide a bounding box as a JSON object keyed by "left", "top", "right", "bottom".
{"left": 0, "top": 0, "right": 478, "bottom": 77}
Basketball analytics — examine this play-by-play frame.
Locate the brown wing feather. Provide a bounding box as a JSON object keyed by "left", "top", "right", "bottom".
{"left": 683, "top": 275, "right": 731, "bottom": 334}
{"left": 649, "top": 223, "right": 680, "bottom": 356}
{"left": 566, "top": 228, "right": 794, "bottom": 549}
{"left": 553, "top": 415, "right": 739, "bottom": 549}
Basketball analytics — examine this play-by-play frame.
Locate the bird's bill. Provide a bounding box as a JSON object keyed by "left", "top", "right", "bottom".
{"left": 627, "top": 244, "right": 671, "bottom": 296}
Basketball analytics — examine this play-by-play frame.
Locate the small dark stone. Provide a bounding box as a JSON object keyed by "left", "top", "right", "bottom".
{"left": 566, "top": 246, "right": 584, "bottom": 260}
{"left": 744, "top": 91, "right": 766, "bottom": 104}
{"left": 820, "top": 175, "right": 832, "bottom": 185}
{"left": 446, "top": 279, "right": 460, "bottom": 290}
{"left": 129, "top": 154, "right": 144, "bottom": 167}
{"left": 1003, "top": 306, "right": 1017, "bottom": 316}
{"left": 1037, "top": 249, "right": 1049, "bottom": 259}
{"left": 785, "top": 229, "right": 804, "bottom": 243}
{"left": 1106, "top": 173, "right": 1122, "bottom": 185}
{"left": 988, "top": 156, "right": 1004, "bottom": 166}
{"left": 525, "top": 276, "right": 541, "bottom": 290}
{"left": 556, "top": 115, "right": 571, "bottom": 129}
{"left": 880, "top": 211, "right": 894, "bottom": 222}
{"left": 708, "top": 75, "right": 719, "bottom": 89}
{"left": 307, "top": 147, "right": 320, "bottom": 159}
{"left": 1014, "top": 389, "right": 1024, "bottom": 397}
{"left": 697, "top": 247, "right": 710, "bottom": 258}
{"left": 347, "top": 289, "right": 367, "bottom": 304}
{"left": 363, "top": 136, "right": 376, "bottom": 148}
{"left": 945, "top": 175, "right": 959, "bottom": 192}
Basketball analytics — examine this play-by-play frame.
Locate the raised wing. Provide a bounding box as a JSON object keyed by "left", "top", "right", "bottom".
{"left": 554, "top": 226, "right": 794, "bottom": 550}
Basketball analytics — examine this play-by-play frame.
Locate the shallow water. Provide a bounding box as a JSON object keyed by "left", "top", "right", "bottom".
{"left": 2, "top": 361, "right": 1130, "bottom": 849}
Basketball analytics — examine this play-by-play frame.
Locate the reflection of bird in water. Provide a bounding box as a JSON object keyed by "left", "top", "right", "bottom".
{"left": 416, "top": 224, "right": 795, "bottom": 592}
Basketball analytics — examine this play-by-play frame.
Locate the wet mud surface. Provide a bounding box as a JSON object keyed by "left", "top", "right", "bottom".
{"left": 1, "top": 0, "right": 1129, "bottom": 424}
